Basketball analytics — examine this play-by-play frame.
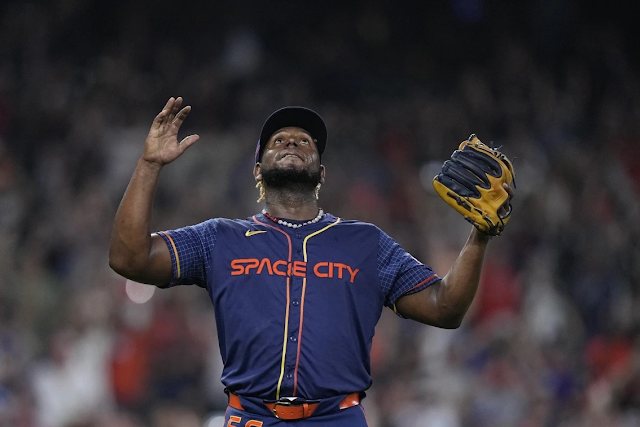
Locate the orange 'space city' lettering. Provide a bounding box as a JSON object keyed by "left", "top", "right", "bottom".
{"left": 230, "top": 258, "right": 360, "bottom": 283}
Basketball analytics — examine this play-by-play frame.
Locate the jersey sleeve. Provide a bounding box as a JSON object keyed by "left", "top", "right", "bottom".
{"left": 377, "top": 229, "right": 440, "bottom": 314}
{"left": 156, "top": 219, "right": 218, "bottom": 288}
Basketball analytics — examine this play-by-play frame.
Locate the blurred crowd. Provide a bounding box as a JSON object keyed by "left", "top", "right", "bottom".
{"left": 1, "top": 1, "right": 640, "bottom": 426}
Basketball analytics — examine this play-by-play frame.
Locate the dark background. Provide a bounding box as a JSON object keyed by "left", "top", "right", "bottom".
{"left": 1, "top": 1, "right": 640, "bottom": 426}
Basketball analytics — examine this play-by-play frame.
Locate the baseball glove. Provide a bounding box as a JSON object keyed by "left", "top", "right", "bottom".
{"left": 433, "top": 134, "right": 515, "bottom": 236}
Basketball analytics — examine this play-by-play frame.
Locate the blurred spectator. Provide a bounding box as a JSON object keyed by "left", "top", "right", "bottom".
{"left": 1, "top": 1, "right": 639, "bottom": 426}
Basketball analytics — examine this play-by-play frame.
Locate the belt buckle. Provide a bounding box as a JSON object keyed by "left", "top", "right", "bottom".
{"left": 272, "top": 397, "right": 299, "bottom": 418}
{"left": 271, "top": 397, "right": 319, "bottom": 419}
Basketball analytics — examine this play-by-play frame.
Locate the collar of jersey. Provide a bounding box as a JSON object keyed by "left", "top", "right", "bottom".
{"left": 256, "top": 212, "right": 335, "bottom": 226}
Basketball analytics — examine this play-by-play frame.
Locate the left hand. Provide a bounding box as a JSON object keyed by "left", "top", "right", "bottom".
{"left": 433, "top": 134, "right": 516, "bottom": 236}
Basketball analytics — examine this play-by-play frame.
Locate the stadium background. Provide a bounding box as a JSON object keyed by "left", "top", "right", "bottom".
{"left": 1, "top": 0, "right": 640, "bottom": 426}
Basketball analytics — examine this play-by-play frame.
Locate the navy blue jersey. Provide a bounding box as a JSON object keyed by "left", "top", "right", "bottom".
{"left": 157, "top": 212, "right": 440, "bottom": 400}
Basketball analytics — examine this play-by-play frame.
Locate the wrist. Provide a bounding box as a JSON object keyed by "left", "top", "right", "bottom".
{"left": 469, "top": 227, "right": 492, "bottom": 245}
{"left": 138, "top": 157, "right": 164, "bottom": 175}
{"left": 138, "top": 157, "right": 164, "bottom": 172}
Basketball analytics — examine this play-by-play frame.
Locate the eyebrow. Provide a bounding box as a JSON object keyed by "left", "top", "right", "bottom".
{"left": 272, "top": 129, "right": 313, "bottom": 139}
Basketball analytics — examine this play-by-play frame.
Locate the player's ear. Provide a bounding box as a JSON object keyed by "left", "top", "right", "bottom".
{"left": 320, "top": 165, "right": 325, "bottom": 184}
{"left": 254, "top": 162, "right": 262, "bottom": 181}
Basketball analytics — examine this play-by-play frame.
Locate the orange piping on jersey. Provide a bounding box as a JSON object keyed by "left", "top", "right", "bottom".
{"left": 252, "top": 216, "right": 292, "bottom": 399}
{"left": 392, "top": 273, "right": 440, "bottom": 313}
{"left": 292, "top": 218, "right": 341, "bottom": 396}
{"left": 158, "top": 231, "right": 181, "bottom": 279}
{"left": 407, "top": 273, "right": 439, "bottom": 293}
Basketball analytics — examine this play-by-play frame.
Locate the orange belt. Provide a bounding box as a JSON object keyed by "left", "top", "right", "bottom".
{"left": 228, "top": 392, "right": 360, "bottom": 420}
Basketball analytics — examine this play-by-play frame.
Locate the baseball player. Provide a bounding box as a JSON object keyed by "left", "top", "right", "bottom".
{"left": 109, "top": 97, "right": 515, "bottom": 426}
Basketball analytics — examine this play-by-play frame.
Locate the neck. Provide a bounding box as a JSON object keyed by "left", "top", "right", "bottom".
{"left": 264, "top": 189, "right": 319, "bottom": 220}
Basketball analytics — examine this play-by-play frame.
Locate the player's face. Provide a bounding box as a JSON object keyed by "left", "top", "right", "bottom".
{"left": 261, "top": 127, "right": 321, "bottom": 171}
{"left": 254, "top": 126, "right": 325, "bottom": 189}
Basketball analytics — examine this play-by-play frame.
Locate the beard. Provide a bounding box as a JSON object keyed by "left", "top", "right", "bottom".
{"left": 261, "top": 164, "right": 321, "bottom": 193}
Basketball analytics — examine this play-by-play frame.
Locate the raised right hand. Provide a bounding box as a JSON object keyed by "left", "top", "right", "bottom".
{"left": 142, "top": 97, "right": 200, "bottom": 166}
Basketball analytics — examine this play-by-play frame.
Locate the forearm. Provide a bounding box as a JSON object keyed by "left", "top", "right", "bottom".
{"left": 109, "top": 159, "right": 163, "bottom": 275}
{"left": 395, "top": 226, "right": 491, "bottom": 328}
{"left": 435, "top": 228, "right": 490, "bottom": 326}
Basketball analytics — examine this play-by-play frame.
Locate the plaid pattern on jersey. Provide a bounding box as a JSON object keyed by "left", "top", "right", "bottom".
{"left": 157, "top": 219, "right": 217, "bottom": 287}
{"left": 377, "top": 230, "right": 440, "bottom": 307}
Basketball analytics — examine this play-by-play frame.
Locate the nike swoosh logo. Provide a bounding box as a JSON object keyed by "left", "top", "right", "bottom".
{"left": 245, "top": 230, "right": 267, "bottom": 237}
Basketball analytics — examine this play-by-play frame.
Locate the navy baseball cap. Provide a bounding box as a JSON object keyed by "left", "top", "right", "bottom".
{"left": 255, "top": 106, "right": 327, "bottom": 163}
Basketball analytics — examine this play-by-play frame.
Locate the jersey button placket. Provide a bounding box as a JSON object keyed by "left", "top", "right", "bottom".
{"left": 294, "top": 233, "right": 303, "bottom": 259}
{"left": 282, "top": 232, "right": 303, "bottom": 395}
{"left": 282, "top": 230, "right": 305, "bottom": 395}
{"left": 282, "top": 327, "right": 299, "bottom": 394}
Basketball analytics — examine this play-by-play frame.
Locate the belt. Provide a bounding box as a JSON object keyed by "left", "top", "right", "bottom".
{"left": 228, "top": 392, "right": 361, "bottom": 420}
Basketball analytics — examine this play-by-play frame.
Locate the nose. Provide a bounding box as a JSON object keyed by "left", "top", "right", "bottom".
{"left": 285, "top": 137, "right": 298, "bottom": 147}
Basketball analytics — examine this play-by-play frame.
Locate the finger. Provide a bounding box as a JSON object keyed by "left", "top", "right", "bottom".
{"left": 179, "top": 134, "right": 200, "bottom": 152}
{"left": 162, "top": 97, "right": 175, "bottom": 112}
{"left": 152, "top": 109, "right": 171, "bottom": 129}
{"left": 172, "top": 106, "right": 192, "bottom": 127}
{"left": 503, "top": 182, "right": 515, "bottom": 199}
{"left": 152, "top": 98, "right": 176, "bottom": 129}
{"left": 171, "top": 97, "right": 184, "bottom": 118}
